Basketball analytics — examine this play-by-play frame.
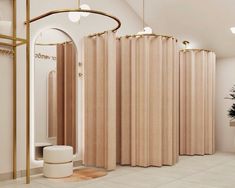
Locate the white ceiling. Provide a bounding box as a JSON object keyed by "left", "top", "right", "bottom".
{"left": 125, "top": 0, "right": 235, "bottom": 58}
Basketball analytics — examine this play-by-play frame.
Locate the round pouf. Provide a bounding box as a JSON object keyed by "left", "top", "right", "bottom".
{"left": 43, "top": 162, "right": 73, "bottom": 178}
{"left": 44, "top": 145, "right": 73, "bottom": 164}
{"left": 43, "top": 145, "right": 73, "bottom": 178}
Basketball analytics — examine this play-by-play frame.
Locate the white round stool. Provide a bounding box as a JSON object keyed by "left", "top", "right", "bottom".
{"left": 43, "top": 145, "right": 73, "bottom": 178}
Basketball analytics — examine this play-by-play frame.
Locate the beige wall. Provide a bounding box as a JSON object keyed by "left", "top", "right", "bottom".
{"left": 216, "top": 58, "right": 235, "bottom": 152}
{"left": 0, "top": 0, "right": 142, "bottom": 174}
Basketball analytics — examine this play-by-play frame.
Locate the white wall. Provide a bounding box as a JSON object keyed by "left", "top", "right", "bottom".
{"left": 0, "top": 0, "right": 142, "bottom": 174}
{"left": 216, "top": 57, "right": 235, "bottom": 152}
{"left": 0, "top": 54, "right": 14, "bottom": 174}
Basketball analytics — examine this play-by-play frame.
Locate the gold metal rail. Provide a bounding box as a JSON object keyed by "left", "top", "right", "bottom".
{"left": 24, "top": 9, "right": 121, "bottom": 37}
{"left": 26, "top": 0, "right": 30, "bottom": 184}
{"left": 0, "top": 34, "right": 27, "bottom": 43}
{"left": 118, "top": 33, "right": 178, "bottom": 42}
{"left": 35, "top": 41, "right": 72, "bottom": 46}
{"left": 181, "top": 41, "right": 214, "bottom": 53}
{"left": 12, "top": 0, "right": 17, "bottom": 179}
{"left": 0, "top": 34, "right": 27, "bottom": 47}
{"left": 0, "top": 0, "right": 28, "bottom": 183}
{"left": 180, "top": 49, "right": 215, "bottom": 53}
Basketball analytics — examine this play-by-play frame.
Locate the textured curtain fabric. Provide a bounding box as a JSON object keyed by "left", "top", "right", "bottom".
{"left": 48, "top": 70, "right": 57, "bottom": 138}
{"left": 116, "top": 36, "right": 179, "bottom": 167}
{"left": 84, "top": 31, "right": 116, "bottom": 170}
{"left": 179, "top": 50, "right": 216, "bottom": 155}
{"left": 56, "top": 43, "right": 77, "bottom": 153}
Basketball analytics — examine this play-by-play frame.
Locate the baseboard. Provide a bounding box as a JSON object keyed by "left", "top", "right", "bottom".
{"left": 0, "top": 160, "right": 83, "bottom": 181}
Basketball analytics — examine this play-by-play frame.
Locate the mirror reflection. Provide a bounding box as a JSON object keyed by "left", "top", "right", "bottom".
{"left": 34, "top": 28, "right": 77, "bottom": 160}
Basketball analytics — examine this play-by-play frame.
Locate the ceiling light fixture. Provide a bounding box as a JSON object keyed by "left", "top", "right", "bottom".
{"left": 137, "top": 0, "right": 153, "bottom": 35}
{"left": 68, "top": 0, "right": 91, "bottom": 23}
{"left": 68, "top": 12, "right": 81, "bottom": 22}
{"left": 80, "top": 4, "right": 91, "bottom": 17}
{"left": 230, "top": 27, "right": 235, "bottom": 34}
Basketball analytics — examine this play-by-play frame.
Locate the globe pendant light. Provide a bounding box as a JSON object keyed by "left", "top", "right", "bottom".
{"left": 68, "top": 12, "right": 81, "bottom": 22}
{"left": 137, "top": 0, "right": 153, "bottom": 35}
{"left": 68, "top": 0, "right": 91, "bottom": 23}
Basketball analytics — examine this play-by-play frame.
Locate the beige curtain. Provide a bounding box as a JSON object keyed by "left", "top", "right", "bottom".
{"left": 116, "top": 36, "right": 179, "bottom": 167}
{"left": 179, "top": 50, "right": 216, "bottom": 155}
{"left": 56, "top": 42, "right": 77, "bottom": 153}
{"left": 84, "top": 31, "right": 116, "bottom": 170}
{"left": 48, "top": 70, "right": 57, "bottom": 138}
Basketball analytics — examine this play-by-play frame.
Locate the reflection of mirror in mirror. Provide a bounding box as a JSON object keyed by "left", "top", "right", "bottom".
{"left": 34, "top": 28, "right": 77, "bottom": 160}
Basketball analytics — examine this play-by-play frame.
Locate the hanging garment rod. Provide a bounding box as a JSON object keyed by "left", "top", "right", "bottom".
{"left": 0, "top": 34, "right": 27, "bottom": 47}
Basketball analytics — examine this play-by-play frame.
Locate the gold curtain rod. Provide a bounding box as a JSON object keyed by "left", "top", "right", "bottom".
{"left": 117, "top": 33, "right": 178, "bottom": 42}
{"left": 24, "top": 9, "right": 121, "bottom": 38}
{"left": 180, "top": 49, "right": 215, "bottom": 53}
{"left": 35, "top": 41, "right": 73, "bottom": 46}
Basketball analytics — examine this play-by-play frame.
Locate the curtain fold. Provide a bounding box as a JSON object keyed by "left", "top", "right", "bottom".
{"left": 116, "top": 36, "right": 179, "bottom": 167}
{"left": 48, "top": 70, "right": 57, "bottom": 138}
{"left": 84, "top": 31, "right": 116, "bottom": 170}
{"left": 179, "top": 50, "right": 216, "bottom": 155}
{"left": 56, "top": 42, "right": 77, "bottom": 153}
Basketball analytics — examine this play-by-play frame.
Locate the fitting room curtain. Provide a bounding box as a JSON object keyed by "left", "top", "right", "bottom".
{"left": 48, "top": 70, "right": 57, "bottom": 138}
{"left": 56, "top": 42, "right": 77, "bottom": 153}
{"left": 179, "top": 50, "right": 216, "bottom": 155}
{"left": 84, "top": 31, "right": 116, "bottom": 170}
{"left": 116, "top": 36, "right": 179, "bottom": 167}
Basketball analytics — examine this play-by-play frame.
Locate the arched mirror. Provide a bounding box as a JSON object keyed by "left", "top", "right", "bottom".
{"left": 33, "top": 28, "right": 77, "bottom": 160}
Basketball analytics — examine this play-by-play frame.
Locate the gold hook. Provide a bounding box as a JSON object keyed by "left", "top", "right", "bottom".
{"left": 182, "top": 40, "right": 190, "bottom": 51}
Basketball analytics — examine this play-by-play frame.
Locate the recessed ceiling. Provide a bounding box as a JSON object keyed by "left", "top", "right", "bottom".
{"left": 125, "top": 0, "right": 235, "bottom": 58}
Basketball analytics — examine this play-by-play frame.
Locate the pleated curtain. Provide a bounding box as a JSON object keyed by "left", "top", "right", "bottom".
{"left": 48, "top": 70, "right": 57, "bottom": 138}
{"left": 56, "top": 43, "right": 77, "bottom": 153}
{"left": 179, "top": 50, "right": 216, "bottom": 155}
{"left": 84, "top": 31, "right": 117, "bottom": 170}
{"left": 116, "top": 36, "right": 179, "bottom": 167}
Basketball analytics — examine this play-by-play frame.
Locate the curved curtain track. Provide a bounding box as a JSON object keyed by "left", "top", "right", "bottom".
{"left": 179, "top": 50, "right": 216, "bottom": 155}
{"left": 116, "top": 36, "right": 179, "bottom": 167}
